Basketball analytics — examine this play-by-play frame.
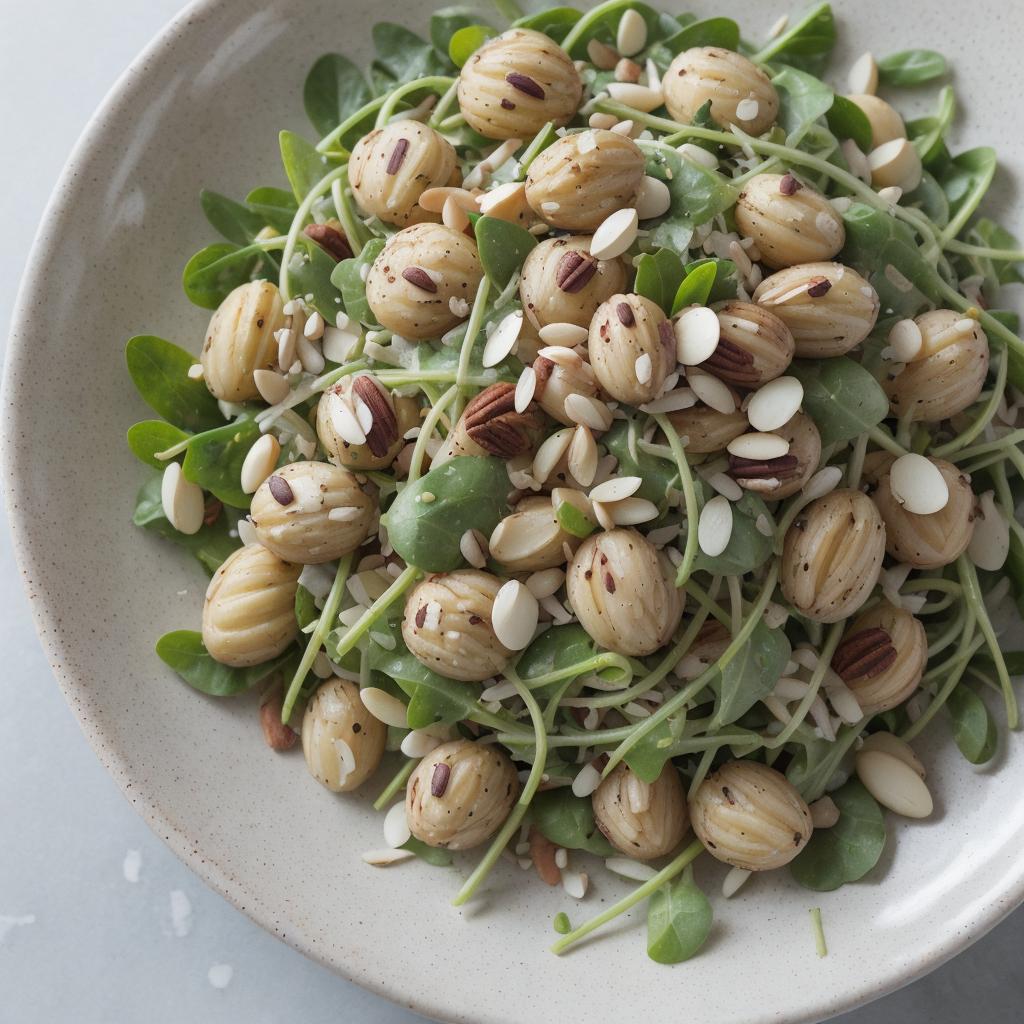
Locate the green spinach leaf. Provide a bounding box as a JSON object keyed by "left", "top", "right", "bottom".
{"left": 181, "top": 416, "right": 262, "bottom": 509}
{"left": 692, "top": 492, "right": 773, "bottom": 577}
{"left": 790, "top": 780, "right": 886, "bottom": 891}
{"left": 877, "top": 49, "right": 947, "bottom": 87}
{"left": 182, "top": 242, "right": 266, "bottom": 310}
{"left": 789, "top": 356, "right": 889, "bottom": 446}
{"left": 603, "top": 419, "right": 680, "bottom": 508}
{"left": 825, "top": 94, "right": 872, "bottom": 153}
{"left": 773, "top": 66, "right": 834, "bottom": 146}
{"left": 710, "top": 619, "right": 790, "bottom": 729}
{"left": 289, "top": 237, "right": 345, "bottom": 325}
{"left": 475, "top": 215, "right": 537, "bottom": 290}
{"left": 937, "top": 147, "right": 997, "bottom": 224}
{"left": 127, "top": 420, "right": 190, "bottom": 469}
{"left": 647, "top": 868, "right": 713, "bottom": 964}
{"left": 156, "top": 629, "right": 292, "bottom": 696}
{"left": 448, "top": 24, "right": 495, "bottom": 67}
{"left": 511, "top": 7, "right": 582, "bottom": 42}
{"left": 332, "top": 238, "right": 385, "bottom": 325}
{"left": 662, "top": 16, "right": 739, "bottom": 54}
{"left": 671, "top": 260, "right": 718, "bottom": 312}
{"left": 372, "top": 23, "right": 448, "bottom": 82}
{"left": 125, "top": 335, "right": 224, "bottom": 432}
{"left": 200, "top": 190, "right": 268, "bottom": 246}
{"left": 295, "top": 584, "right": 318, "bottom": 631}
{"left": 753, "top": 2, "right": 835, "bottom": 76}
{"left": 634, "top": 248, "right": 685, "bottom": 314}
{"left": 517, "top": 624, "right": 600, "bottom": 701}
{"left": 947, "top": 686, "right": 998, "bottom": 765}
{"left": 303, "top": 53, "right": 372, "bottom": 137}
{"left": 402, "top": 836, "right": 454, "bottom": 866}
{"left": 280, "top": 130, "right": 339, "bottom": 201}
{"left": 245, "top": 186, "right": 299, "bottom": 234}
{"left": 530, "top": 788, "right": 616, "bottom": 856}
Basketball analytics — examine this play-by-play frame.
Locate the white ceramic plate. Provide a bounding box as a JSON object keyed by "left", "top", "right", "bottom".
{"left": 4, "top": 2, "right": 1023, "bottom": 1021}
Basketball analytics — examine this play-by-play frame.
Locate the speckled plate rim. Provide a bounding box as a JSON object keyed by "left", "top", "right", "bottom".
{"left": 3, "top": 2, "right": 1024, "bottom": 1022}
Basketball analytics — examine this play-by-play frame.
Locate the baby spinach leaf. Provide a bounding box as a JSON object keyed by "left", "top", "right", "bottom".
{"left": 430, "top": 7, "right": 489, "bottom": 59}
{"left": 643, "top": 148, "right": 738, "bottom": 251}
{"left": 789, "top": 357, "right": 889, "bottom": 447}
{"left": 634, "top": 248, "right": 685, "bottom": 314}
{"left": 530, "top": 788, "right": 616, "bottom": 856}
{"left": 413, "top": 327, "right": 522, "bottom": 381}
{"left": 662, "top": 16, "right": 739, "bottom": 54}
{"left": 517, "top": 624, "right": 599, "bottom": 700}
{"left": 245, "top": 186, "right": 299, "bottom": 234}
{"left": 387, "top": 457, "right": 510, "bottom": 572}
{"left": 181, "top": 416, "right": 262, "bottom": 509}
{"left": 825, "top": 94, "right": 872, "bottom": 153}
{"left": 877, "top": 49, "right": 947, "bottom": 87}
{"left": 402, "top": 836, "right": 454, "bottom": 866}
{"left": 475, "top": 215, "right": 537, "bottom": 290}
{"left": 905, "top": 171, "right": 950, "bottom": 228}
{"left": 603, "top": 419, "right": 680, "bottom": 509}
{"left": 947, "top": 686, "right": 998, "bottom": 765}
{"left": 295, "top": 585, "right": 318, "bottom": 631}
{"left": 908, "top": 85, "right": 955, "bottom": 166}
{"left": 127, "top": 420, "right": 190, "bottom": 469}
{"left": 773, "top": 66, "right": 834, "bottom": 146}
{"left": 133, "top": 476, "right": 240, "bottom": 574}
{"left": 937, "top": 147, "right": 997, "bottom": 224}
{"left": 685, "top": 257, "right": 740, "bottom": 303}
{"left": 790, "top": 780, "right": 886, "bottom": 891}
{"left": 840, "top": 203, "right": 943, "bottom": 314}
{"left": 965, "top": 219, "right": 1024, "bottom": 287}
{"left": 156, "top": 629, "right": 293, "bottom": 696}
{"left": 511, "top": 6, "right": 582, "bottom": 41}
{"left": 671, "top": 260, "right": 718, "bottom": 313}
{"left": 331, "top": 238, "right": 385, "bottom": 325}
{"left": 280, "top": 130, "right": 340, "bottom": 201}
{"left": 126, "top": 335, "right": 224, "bottom": 432}
{"left": 710, "top": 619, "right": 790, "bottom": 729}
{"left": 303, "top": 53, "right": 372, "bottom": 137}
{"left": 182, "top": 242, "right": 265, "bottom": 310}
{"left": 200, "top": 190, "right": 268, "bottom": 246}
{"left": 753, "top": 2, "right": 835, "bottom": 76}
{"left": 647, "top": 869, "right": 713, "bottom": 965}
{"left": 367, "top": 634, "right": 476, "bottom": 728}
{"left": 560, "top": 1, "right": 665, "bottom": 59}
{"left": 448, "top": 24, "right": 495, "bottom": 67}
{"left": 692, "top": 492, "right": 773, "bottom": 577}
{"left": 372, "top": 23, "right": 448, "bottom": 83}
{"left": 289, "top": 237, "right": 345, "bottom": 326}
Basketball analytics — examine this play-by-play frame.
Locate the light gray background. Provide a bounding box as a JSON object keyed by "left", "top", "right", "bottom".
{"left": 1, "top": 1, "right": 1021, "bottom": 1021}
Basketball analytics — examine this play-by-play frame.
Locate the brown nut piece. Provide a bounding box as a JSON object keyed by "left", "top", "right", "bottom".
{"left": 365, "top": 223, "right": 483, "bottom": 340}
{"left": 753, "top": 262, "right": 880, "bottom": 359}
{"left": 882, "top": 310, "right": 989, "bottom": 423}
{"left": 729, "top": 411, "right": 821, "bottom": 501}
{"left": 525, "top": 129, "right": 645, "bottom": 230}
{"left": 406, "top": 739, "right": 519, "bottom": 849}
{"left": 439, "top": 381, "right": 544, "bottom": 461}
{"left": 316, "top": 373, "right": 414, "bottom": 470}
{"left": 588, "top": 294, "right": 676, "bottom": 405}
{"left": 781, "top": 488, "right": 886, "bottom": 623}
{"left": 699, "top": 300, "right": 795, "bottom": 388}
{"left": 349, "top": 121, "right": 460, "bottom": 228}
{"left": 301, "top": 678, "right": 387, "bottom": 792}
{"left": 519, "top": 234, "right": 629, "bottom": 331}
{"left": 202, "top": 544, "right": 300, "bottom": 667}
{"left": 566, "top": 528, "right": 683, "bottom": 656}
{"left": 457, "top": 29, "right": 582, "bottom": 140}
{"left": 592, "top": 762, "right": 689, "bottom": 860}
{"left": 488, "top": 495, "right": 580, "bottom": 572}
{"left": 662, "top": 47, "right": 779, "bottom": 136}
{"left": 401, "top": 570, "right": 512, "bottom": 681}
{"left": 832, "top": 601, "right": 926, "bottom": 716}
{"left": 867, "top": 454, "right": 975, "bottom": 568}
{"left": 201, "top": 280, "right": 285, "bottom": 401}
{"left": 690, "top": 761, "right": 813, "bottom": 870}
{"left": 249, "top": 461, "right": 373, "bottom": 564}
{"left": 735, "top": 174, "right": 846, "bottom": 270}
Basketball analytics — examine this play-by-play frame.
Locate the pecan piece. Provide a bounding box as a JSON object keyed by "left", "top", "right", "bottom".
{"left": 831, "top": 627, "right": 897, "bottom": 681}
{"left": 304, "top": 223, "right": 353, "bottom": 262}
{"left": 529, "top": 826, "right": 561, "bottom": 886}
{"left": 729, "top": 454, "right": 800, "bottom": 480}
{"left": 462, "top": 382, "right": 541, "bottom": 458}
{"left": 700, "top": 337, "right": 760, "bottom": 387}
{"left": 555, "top": 250, "right": 599, "bottom": 293}
{"left": 352, "top": 376, "right": 399, "bottom": 457}
{"left": 260, "top": 692, "right": 298, "bottom": 752}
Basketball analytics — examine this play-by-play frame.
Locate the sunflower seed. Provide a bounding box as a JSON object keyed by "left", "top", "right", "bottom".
{"left": 565, "top": 393, "right": 613, "bottom": 431}
{"left": 362, "top": 848, "right": 416, "bottom": 866}
{"left": 859, "top": 732, "right": 925, "bottom": 778}
{"left": 616, "top": 7, "right": 647, "bottom": 55}
{"left": 605, "top": 83, "right": 664, "bottom": 113}
{"left": 571, "top": 763, "right": 603, "bottom": 797}
{"left": 722, "top": 866, "right": 752, "bottom": 898}
{"left": 969, "top": 491, "right": 1010, "bottom": 570}
{"left": 254, "top": 368, "right": 291, "bottom": 406}
{"left": 608, "top": 497, "right": 659, "bottom": 525}
{"left": 327, "top": 391, "right": 367, "bottom": 445}
{"left": 888, "top": 318, "right": 923, "bottom": 361}
{"left": 459, "top": 528, "right": 488, "bottom": 569}
{"left": 639, "top": 387, "right": 697, "bottom": 413}
{"left": 492, "top": 580, "right": 539, "bottom": 650}
{"left": 735, "top": 98, "right": 760, "bottom": 122}
{"left": 483, "top": 311, "right": 523, "bottom": 368}
{"left": 567, "top": 424, "right": 598, "bottom": 486}
{"left": 687, "top": 369, "right": 735, "bottom": 413}
{"left": 561, "top": 870, "right": 589, "bottom": 899}
{"left": 634, "top": 175, "right": 672, "bottom": 220}
{"left": 590, "top": 476, "right": 642, "bottom": 503}
{"left": 383, "top": 802, "right": 412, "bottom": 848}
{"left": 400, "top": 728, "right": 444, "bottom": 758}
{"left": 533, "top": 427, "right": 575, "bottom": 482}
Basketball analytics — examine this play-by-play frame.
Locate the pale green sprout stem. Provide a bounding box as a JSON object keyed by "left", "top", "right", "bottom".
{"left": 317, "top": 96, "right": 389, "bottom": 153}
{"left": 331, "top": 175, "right": 371, "bottom": 256}
{"left": 373, "top": 759, "right": 416, "bottom": 811}
{"left": 428, "top": 80, "right": 460, "bottom": 128}
{"left": 330, "top": 565, "right": 421, "bottom": 664}
{"left": 453, "top": 277, "right": 493, "bottom": 420}
{"left": 932, "top": 344, "right": 1008, "bottom": 457}
{"left": 453, "top": 665, "right": 547, "bottom": 906}
{"left": 809, "top": 907, "right": 828, "bottom": 958}
{"left": 282, "top": 552, "right": 354, "bottom": 723}
{"left": 280, "top": 165, "right": 349, "bottom": 301}
{"left": 375, "top": 76, "right": 456, "bottom": 127}
{"left": 652, "top": 414, "right": 701, "bottom": 587}
{"left": 407, "top": 385, "right": 458, "bottom": 482}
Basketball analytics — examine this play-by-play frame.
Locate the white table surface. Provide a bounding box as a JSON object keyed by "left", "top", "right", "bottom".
{"left": 1, "top": 2, "right": 1022, "bottom": 1021}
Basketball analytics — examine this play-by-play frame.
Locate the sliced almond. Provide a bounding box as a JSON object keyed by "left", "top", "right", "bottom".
{"left": 606, "top": 82, "right": 664, "bottom": 113}
{"left": 727, "top": 432, "right": 791, "bottom": 461}
{"left": 161, "top": 462, "right": 204, "bottom": 535}
{"left": 240, "top": 434, "right": 282, "bottom": 494}
{"left": 746, "top": 376, "right": 804, "bottom": 433}
{"left": 253, "top": 369, "right": 291, "bottom": 406}
{"left": 855, "top": 749, "right": 933, "bottom": 818}
{"left": 492, "top": 580, "right": 539, "bottom": 650}
{"left": 590, "top": 207, "right": 639, "bottom": 260}
{"left": 674, "top": 306, "right": 721, "bottom": 364}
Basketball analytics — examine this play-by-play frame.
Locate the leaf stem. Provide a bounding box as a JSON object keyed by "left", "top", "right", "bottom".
{"left": 407, "top": 385, "right": 458, "bottom": 483}
{"left": 375, "top": 76, "right": 457, "bottom": 128}
{"left": 550, "top": 839, "right": 705, "bottom": 954}
{"left": 330, "top": 565, "right": 421, "bottom": 663}
{"left": 653, "top": 414, "right": 700, "bottom": 587}
{"left": 317, "top": 96, "right": 388, "bottom": 153}
{"left": 280, "top": 164, "right": 349, "bottom": 301}
{"left": 372, "top": 758, "right": 416, "bottom": 811}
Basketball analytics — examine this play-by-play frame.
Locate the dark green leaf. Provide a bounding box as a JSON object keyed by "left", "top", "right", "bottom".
{"left": 133, "top": 476, "right": 240, "bottom": 574}
{"left": 907, "top": 86, "right": 955, "bottom": 166}
{"left": 511, "top": 7, "right": 582, "bottom": 42}
{"left": 560, "top": 2, "right": 666, "bottom": 59}
{"left": 789, "top": 357, "right": 889, "bottom": 447}
{"left": 684, "top": 257, "right": 740, "bottom": 303}
{"left": 825, "top": 94, "right": 872, "bottom": 152}
{"left": 295, "top": 585, "right": 318, "bottom": 631}
{"left": 331, "top": 238, "right": 385, "bottom": 325}
{"left": 517, "top": 624, "right": 599, "bottom": 701}
{"left": 303, "top": 53, "right": 373, "bottom": 137}
{"left": 790, "top": 780, "right": 886, "bottom": 891}
{"left": 182, "top": 242, "right": 265, "bottom": 310}
{"left": 402, "top": 836, "right": 454, "bottom": 865}
{"left": 661, "top": 16, "right": 739, "bottom": 54}
{"left": 671, "top": 261, "right": 718, "bottom": 313}
{"left": 904, "top": 171, "right": 950, "bottom": 228}
{"left": 603, "top": 419, "right": 679, "bottom": 509}
{"left": 753, "top": 2, "right": 835, "bottom": 76}
{"left": 647, "top": 870, "right": 713, "bottom": 964}
{"left": 530, "top": 788, "right": 616, "bottom": 856}
{"left": 182, "top": 416, "right": 263, "bottom": 509}
{"left": 280, "top": 130, "right": 340, "bottom": 201}
{"left": 245, "top": 187, "right": 299, "bottom": 234}
{"left": 125, "top": 335, "right": 224, "bottom": 432}
{"left": 475, "top": 215, "right": 538, "bottom": 290}
{"left": 372, "top": 23, "right": 448, "bottom": 83}
{"left": 937, "top": 147, "right": 997, "bottom": 224}
{"left": 877, "top": 49, "right": 947, "bottom": 87}
{"left": 634, "top": 248, "right": 685, "bottom": 314}
{"left": 387, "top": 457, "right": 510, "bottom": 571}
{"left": 773, "top": 66, "right": 834, "bottom": 144}
{"left": 947, "top": 686, "right": 998, "bottom": 765}
{"left": 200, "top": 190, "right": 267, "bottom": 246}
{"left": 430, "top": 7, "right": 490, "bottom": 60}
{"left": 710, "top": 620, "right": 790, "bottom": 728}
{"left": 127, "top": 420, "right": 190, "bottom": 469}
{"left": 692, "top": 492, "right": 773, "bottom": 577}
{"left": 156, "top": 629, "right": 292, "bottom": 696}
{"left": 289, "top": 237, "right": 345, "bottom": 325}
